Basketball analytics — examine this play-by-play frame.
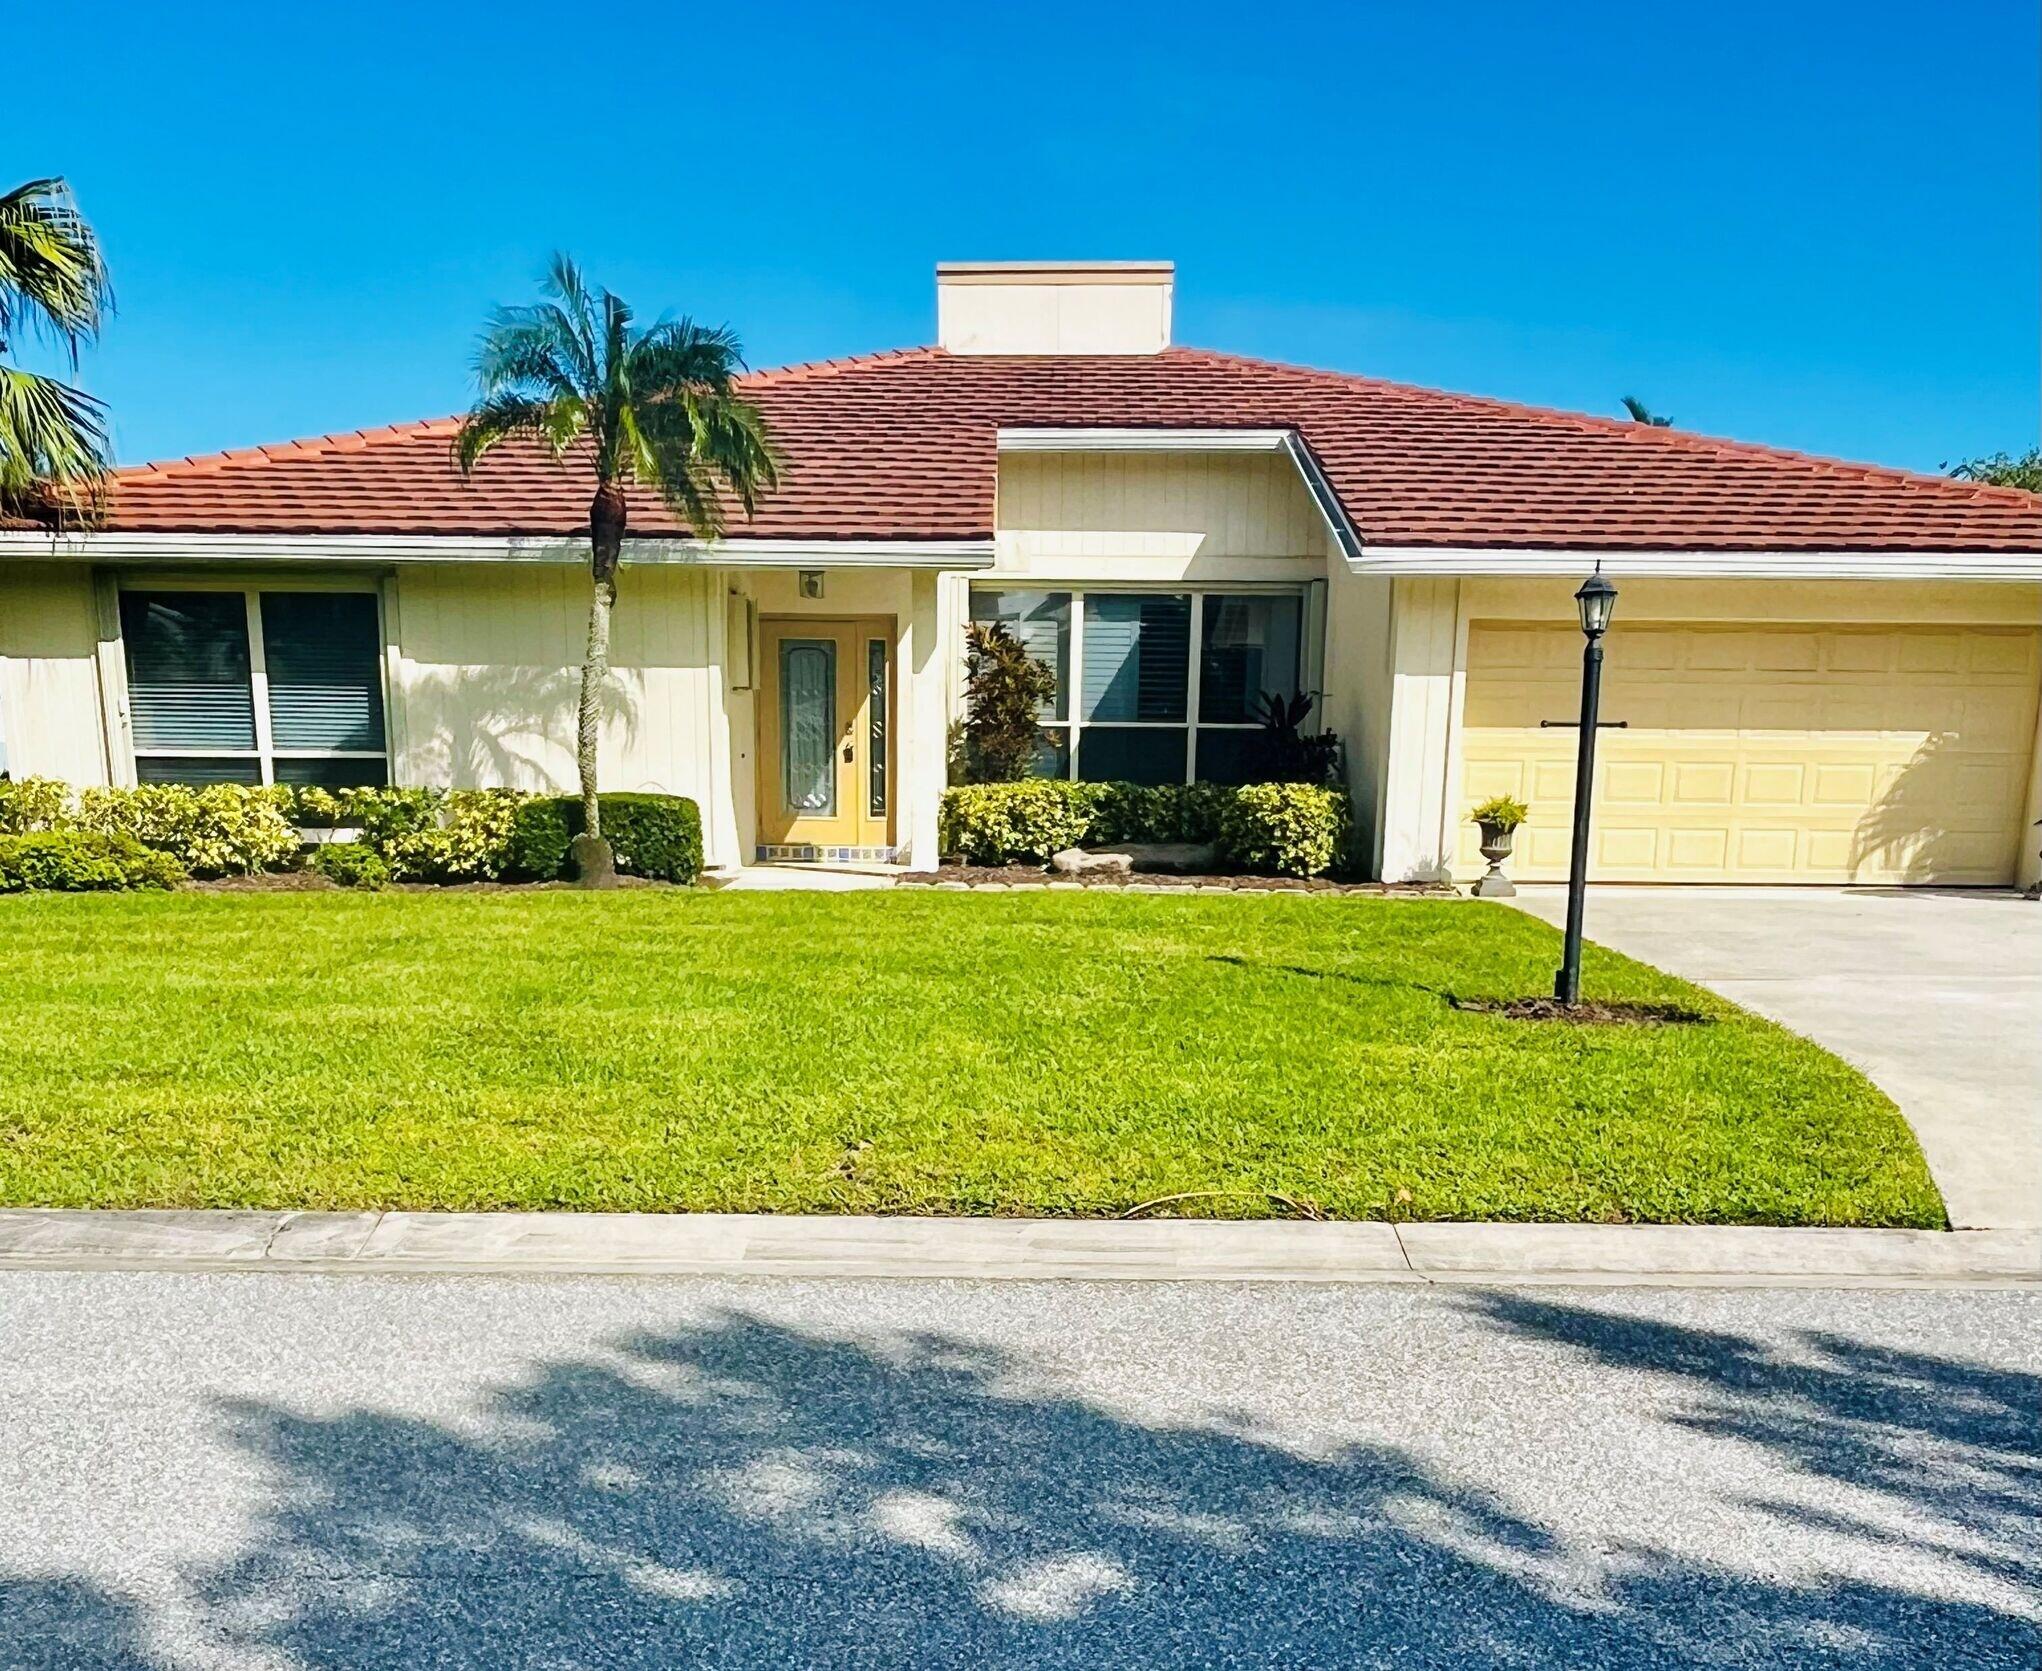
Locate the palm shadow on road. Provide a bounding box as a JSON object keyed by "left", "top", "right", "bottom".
{"left": 10, "top": 1297, "right": 2039, "bottom": 1668}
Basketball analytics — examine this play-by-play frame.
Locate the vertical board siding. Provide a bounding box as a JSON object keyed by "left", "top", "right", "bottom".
{"left": 0, "top": 563, "right": 111, "bottom": 784}
{"left": 389, "top": 564, "right": 726, "bottom": 854}
{"left": 995, "top": 452, "right": 1332, "bottom": 565}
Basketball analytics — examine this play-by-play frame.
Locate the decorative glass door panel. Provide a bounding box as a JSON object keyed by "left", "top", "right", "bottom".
{"left": 779, "top": 639, "right": 837, "bottom": 815}
{"left": 758, "top": 617, "right": 894, "bottom": 854}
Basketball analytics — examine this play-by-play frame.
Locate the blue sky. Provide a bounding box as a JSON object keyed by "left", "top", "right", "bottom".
{"left": 8, "top": 0, "right": 2036, "bottom": 471}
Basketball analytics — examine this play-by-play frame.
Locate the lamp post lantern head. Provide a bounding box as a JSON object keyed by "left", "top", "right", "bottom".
{"left": 1575, "top": 570, "right": 1618, "bottom": 639}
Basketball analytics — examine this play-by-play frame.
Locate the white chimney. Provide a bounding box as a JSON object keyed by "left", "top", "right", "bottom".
{"left": 936, "top": 261, "right": 1173, "bottom": 355}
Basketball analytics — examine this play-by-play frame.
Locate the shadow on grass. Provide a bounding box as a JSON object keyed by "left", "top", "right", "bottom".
{"left": 7, "top": 1301, "right": 2037, "bottom": 1667}
{"left": 1205, "top": 952, "right": 1454, "bottom": 1001}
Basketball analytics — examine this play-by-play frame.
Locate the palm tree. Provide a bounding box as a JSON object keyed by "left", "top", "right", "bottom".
{"left": 1620, "top": 395, "right": 1672, "bottom": 428}
{"left": 0, "top": 178, "right": 113, "bottom": 522}
{"left": 455, "top": 255, "right": 777, "bottom": 880}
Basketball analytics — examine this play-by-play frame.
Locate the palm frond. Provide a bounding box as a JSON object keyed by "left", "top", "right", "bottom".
{"left": 0, "top": 364, "right": 110, "bottom": 519}
{"left": 1620, "top": 394, "right": 1672, "bottom": 427}
{"left": 473, "top": 307, "right": 588, "bottom": 404}
{"left": 630, "top": 317, "right": 747, "bottom": 391}
{"left": 457, "top": 256, "right": 776, "bottom": 526}
{"left": 0, "top": 178, "right": 112, "bottom": 364}
{"left": 452, "top": 389, "right": 583, "bottom": 476}
{"left": 538, "top": 253, "right": 601, "bottom": 392}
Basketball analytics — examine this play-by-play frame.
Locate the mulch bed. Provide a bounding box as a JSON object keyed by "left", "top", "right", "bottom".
{"left": 1449, "top": 996, "right": 1711, "bottom": 1027}
{"left": 186, "top": 872, "right": 672, "bottom": 894}
{"left": 899, "top": 865, "right": 1451, "bottom": 895}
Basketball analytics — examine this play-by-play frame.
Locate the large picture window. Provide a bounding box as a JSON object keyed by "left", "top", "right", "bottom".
{"left": 119, "top": 587, "right": 388, "bottom": 788}
{"left": 967, "top": 587, "right": 1308, "bottom": 786}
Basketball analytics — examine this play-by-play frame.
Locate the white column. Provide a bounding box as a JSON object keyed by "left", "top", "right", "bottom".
{"left": 1377, "top": 576, "right": 1465, "bottom": 884}
{"left": 904, "top": 569, "right": 946, "bottom": 867}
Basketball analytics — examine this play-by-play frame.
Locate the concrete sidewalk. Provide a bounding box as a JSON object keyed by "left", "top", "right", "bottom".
{"left": 0, "top": 1210, "right": 2033, "bottom": 1286}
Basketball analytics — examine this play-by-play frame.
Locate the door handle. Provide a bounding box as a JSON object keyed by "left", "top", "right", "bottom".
{"left": 842, "top": 744, "right": 854, "bottom": 763}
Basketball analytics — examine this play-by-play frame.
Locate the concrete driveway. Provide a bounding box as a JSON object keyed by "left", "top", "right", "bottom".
{"left": 1507, "top": 887, "right": 2042, "bottom": 1232}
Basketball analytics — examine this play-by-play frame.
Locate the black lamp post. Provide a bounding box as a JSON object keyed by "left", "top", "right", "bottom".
{"left": 1554, "top": 569, "right": 1618, "bottom": 1005}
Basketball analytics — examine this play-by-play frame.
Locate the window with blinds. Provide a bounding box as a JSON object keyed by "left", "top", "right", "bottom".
{"left": 119, "top": 587, "right": 388, "bottom": 788}
{"left": 966, "top": 587, "right": 1307, "bottom": 788}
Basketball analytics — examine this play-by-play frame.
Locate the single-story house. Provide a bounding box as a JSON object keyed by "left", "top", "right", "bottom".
{"left": 3, "top": 260, "right": 2039, "bottom": 886}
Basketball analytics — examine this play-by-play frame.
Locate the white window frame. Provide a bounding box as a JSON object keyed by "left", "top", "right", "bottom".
{"left": 970, "top": 582, "right": 1312, "bottom": 786}
{"left": 115, "top": 576, "right": 392, "bottom": 787}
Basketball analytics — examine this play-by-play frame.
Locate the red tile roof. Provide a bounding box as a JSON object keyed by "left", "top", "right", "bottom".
{"left": 98, "top": 346, "right": 2042, "bottom": 551}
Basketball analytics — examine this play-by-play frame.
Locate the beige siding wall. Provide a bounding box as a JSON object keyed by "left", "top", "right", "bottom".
{"left": 0, "top": 563, "right": 109, "bottom": 784}
{"left": 389, "top": 563, "right": 739, "bottom": 865}
{"left": 994, "top": 452, "right": 1331, "bottom": 579}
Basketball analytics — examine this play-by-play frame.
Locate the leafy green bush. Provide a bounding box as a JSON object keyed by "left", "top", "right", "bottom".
{"left": 598, "top": 793, "right": 703, "bottom": 882}
{"left": 506, "top": 797, "right": 574, "bottom": 880}
{"left": 960, "top": 621, "right": 1060, "bottom": 783}
{"left": 373, "top": 790, "right": 523, "bottom": 882}
{"left": 1218, "top": 782, "right": 1350, "bottom": 878}
{"left": 0, "top": 777, "right": 72, "bottom": 833}
{"left": 508, "top": 794, "right": 703, "bottom": 883}
{"left": 939, "top": 780, "right": 1099, "bottom": 865}
{"left": 74, "top": 784, "right": 298, "bottom": 877}
{"left": 313, "top": 841, "right": 392, "bottom": 890}
{"left": 0, "top": 830, "right": 185, "bottom": 892}
{"left": 1086, "top": 782, "right": 1229, "bottom": 846}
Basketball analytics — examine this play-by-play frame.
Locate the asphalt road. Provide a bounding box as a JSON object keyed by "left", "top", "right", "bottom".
{"left": 3, "top": 1274, "right": 2035, "bottom": 1668}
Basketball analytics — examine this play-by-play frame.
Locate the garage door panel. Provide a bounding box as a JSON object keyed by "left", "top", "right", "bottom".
{"left": 1461, "top": 622, "right": 2039, "bottom": 885}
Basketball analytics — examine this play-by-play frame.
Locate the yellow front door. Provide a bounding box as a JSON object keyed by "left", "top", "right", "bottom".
{"left": 758, "top": 616, "right": 895, "bottom": 857}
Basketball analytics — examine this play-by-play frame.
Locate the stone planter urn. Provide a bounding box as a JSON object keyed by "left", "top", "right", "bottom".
{"left": 1473, "top": 820, "right": 1518, "bottom": 898}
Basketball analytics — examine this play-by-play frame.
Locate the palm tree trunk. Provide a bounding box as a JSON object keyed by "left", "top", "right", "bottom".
{"left": 577, "top": 570, "right": 613, "bottom": 841}
{"left": 571, "top": 482, "right": 627, "bottom": 882}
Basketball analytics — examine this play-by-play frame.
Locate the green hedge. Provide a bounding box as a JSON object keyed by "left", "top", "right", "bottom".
{"left": 508, "top": 793, "right": 704, "bottom": 884}
{"left": 1217, "top": 782, "right": 1351, "bottom": 879}
{"left": 0, "top": 830, "right": 186, "bottom": 892}
{"left": 73, "top": 784, "right": 299, "bottom": 878}
{"left": 939, "top": 779, "right": 1352, "bottom": 877}
{"left": 0, "top": 780, "right": 702, "bottom": 887}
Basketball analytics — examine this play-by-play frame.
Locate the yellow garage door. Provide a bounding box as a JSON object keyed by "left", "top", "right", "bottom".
{"left": 1459, "top": 622, "right": 2041, "bottom": 884}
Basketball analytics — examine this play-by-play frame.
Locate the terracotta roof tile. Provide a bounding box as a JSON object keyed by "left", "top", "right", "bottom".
{"left": 92, "top": 346, "right": 2042, "bottom": 551}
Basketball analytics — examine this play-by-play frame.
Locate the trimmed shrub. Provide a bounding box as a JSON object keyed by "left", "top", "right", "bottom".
{"left": 0, "top": 830, "right": 185, "bottom": 892}
{"left": 1086, "top": 782, "right": 1230, "bottom": 846}
{"left": 507, "top": 796, "right": 574, "bottom": 880}
{"left": 313, "top": 841, "right": 392, "bottom": 890}
{"left": 598, "top": 793, "right": 703, "bottom": 883}
{"left": 374, "top": 789, "right": 523, "bottom": 882}
{"left": 0, "top": 777, "right": 72, "bottom": 833}
{"left": 74, "top": 783, "right": 298, "bottom": 878}
{"left": 1218, "top": 782, "right": 1350, "bottom": 878}
{"left": 508, "top": 794, "right": 703, "bottom": 883}
{"left": 939, "top": 780, "right": 1098, "bottom": 865}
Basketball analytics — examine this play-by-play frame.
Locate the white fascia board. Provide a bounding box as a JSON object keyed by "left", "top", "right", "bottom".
{"left": 995, "top": 426, "right": 1367, "bottom": 564}
{"left": 1346, "top": 545, "right": 2042, "bottom": 582}
{"left": 997, "top": 426, "right": 1294, "bottom": 453}
{"left": 0, "top": 531, "right": 995, "bottom": 570}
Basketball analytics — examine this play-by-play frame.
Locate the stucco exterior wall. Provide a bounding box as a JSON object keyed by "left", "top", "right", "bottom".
{"left": 0, "top": 563, "right": 110, "bottom": 785}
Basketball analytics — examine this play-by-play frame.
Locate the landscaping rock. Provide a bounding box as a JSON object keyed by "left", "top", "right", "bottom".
{"left": 1050, "top": 847, "right": 1134, "bottom": 876}
{"left": 1100, "top": 842, "right": 1220, "bottom": 875}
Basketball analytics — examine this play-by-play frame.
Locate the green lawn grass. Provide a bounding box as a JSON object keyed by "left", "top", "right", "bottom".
{"left": 0, "top": 889, "right": 1943, "bottom": 1226}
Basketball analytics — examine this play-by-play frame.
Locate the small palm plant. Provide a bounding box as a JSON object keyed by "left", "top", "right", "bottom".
{"left": 0, "top": 178, "right": 113, "bottom": 522}
{"left": 456, "top": 255, "right": 777, "bottom": 880}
